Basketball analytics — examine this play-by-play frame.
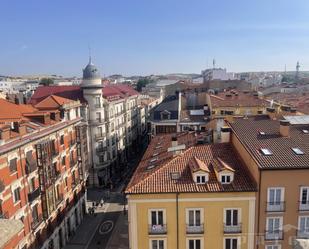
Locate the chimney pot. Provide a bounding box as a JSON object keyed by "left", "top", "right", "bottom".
{"left": 279, "top": 120, "right": 290, "bottom": 137}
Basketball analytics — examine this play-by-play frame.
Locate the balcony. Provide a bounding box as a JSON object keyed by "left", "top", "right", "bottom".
{"left": 55, "top": 194, "right": 64, "bottom": 206}
{"left": 96, "top": 147, "right": 107, "bottom": 154}
{"left": 299, "top": 201, "right": 309, "bottom": 211}
{"left": 224, "top": 223, "right": 242, "bottom": 234}
{"left": 148, "top": 224, "right": 167, "bottom": 235}
{"left": 297, "top": 230, "right": 309, "bottom": 239}
{"left": 266, "top": 202, "right": 285, "bottom": 212}
{"left": 186, "top": 224, "right": 204, "bottom": 234}
{"left": 95, "top": 133, "right": 105, "bottom": 140}
{"left": 265, "top": 230, "right": 283, "bottom": 240}
{"left": 31, "top": 215, "right": 43, "bottom": 230}
{"left": 28, "top": 188, "right": 40, "bottom": 203}
{"left": 95, "top": 104, "right": 102, "bottom": 108}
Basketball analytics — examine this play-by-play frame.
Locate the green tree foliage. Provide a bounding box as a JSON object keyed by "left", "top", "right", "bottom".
{"left": 136, "top": 78, "right": 152, "bottom": 92}
{"left": 39, "top": 78, "right": 54, "bottom": 86}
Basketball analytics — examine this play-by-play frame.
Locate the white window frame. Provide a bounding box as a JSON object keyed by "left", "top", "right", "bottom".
{"left": 149, "top": 238, "right": 166, "bottom": 249}
{"left": 195, "top": 174, "right": 208, "bottom": 184}
{"left": 224, "top": 208, "right": 241, "bottom": 225}
{"left": 298, "top": 216, "right": 309, "bottom": 234}
{"left": 148, "top": 209, "right": 166, "bottom": 226}
{"left": 300, "top": 186, "right": 309, "bottom": 203}
{"left": 266, "top": 217, "right": 283, "bottom": 233}
{"left": 186, "top": 208, "right": 203, "bottom": 226}
{"left": 220, "top": 173, "right": 234, "bottom": 184}
{"left": 223, "top": 237, "right": 240, "bottom": 249}
{"left": 187, "top": 238, "right": 204, "bottom": 249}
{"left": 265, "top": 245, "right": 281, "bottom": 249}
{"left": 12, "top": 186, "right": 21, "bottom": 203}
{"left": 267, "top": 187, "right": 284, "bottom": 204}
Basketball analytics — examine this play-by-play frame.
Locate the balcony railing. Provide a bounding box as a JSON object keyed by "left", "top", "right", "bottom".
{"left": 31, "top": 215, "right": 43, "bottom": 230}
{"left": 265, "top": 230, "right": 283, "bottom": 240}
{"left": 28, "top": 188, "right": 40, "bottom": 203}
{"left": 95, "top": 133, "right": 105, "bottom": 140}
{"left": 266, "top": 202, "right": 285, "bottom": 212}
{"left": 148, "top": 224, "right": 167, "bottom": 235}
{"left": 55, "top": 194, "right": 64, "bottom": 206}
{"left": 297, "top": 230, "right": 309, "bottom": 239}
{"left": 186, "top": 224, "right": 204, "bottom": 234}
{"left": 224, "top": 223, "right": 242, "bottom": 234}
{"left": 299, "top": 201, "right": 309, "bottom": 211}
{"left": 96, "top": 147, "right": 107, "bottom": 154}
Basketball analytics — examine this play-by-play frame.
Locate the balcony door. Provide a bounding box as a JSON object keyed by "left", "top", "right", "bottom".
{"left": 301, "top": 187, "right": 309, "bottom": 204}
{"left": 188, "top": 209, "right": 201, "bottom": 227}
{"left": 267, "top": 217, "right": 282, "bottom": 234}
{"left": 225, "top": 209, "right": 239, "bottom": 226}
{"left": 151, "top": 210, "right": 163, "bottom": 226}
{"left": 299, "top": 216, "right": 309, "bottom": 234}
{"left": 268, "top": 188, "right": 283, "bottom": 205}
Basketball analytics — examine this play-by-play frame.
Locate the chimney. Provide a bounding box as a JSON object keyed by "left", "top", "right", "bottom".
{"left": 220, "top": 126, "right": 231, "bottom": 143}
{"left": 279, "top": 120, "right": 290, "bottom": 137}
{"left": 171, "top": 135, "right": 178, "bottom": 147}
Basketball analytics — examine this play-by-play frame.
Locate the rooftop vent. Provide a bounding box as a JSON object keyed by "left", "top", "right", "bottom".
{"left": 302, "top": 129, "right": 309, "bottom": 134}
{"left": 259, "top": 131, "right": 266, "bottom": 135}
{"left": 260, "top": 148, "right": 273, "bottom": 156}
{"left": 170, "top": 172, "right": 180, "bottom": 180}
{"left": 153, "top": 152, "right": 159, "bottom": 157}
{"left": 146, "top": 164, "right": 156, "bottom": 170}
{"left": 150, "top": 157, "right": 158, "bottom": 163}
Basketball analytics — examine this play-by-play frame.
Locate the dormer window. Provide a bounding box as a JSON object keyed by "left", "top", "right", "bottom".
{"left": 160, "top": 110, "right": 171, "bottom": 120}
{"left": 221, "top": 174, "right": 232, "bottom": 184}
{"left": 196, "top": 174, "right": 208, "bottom": 184}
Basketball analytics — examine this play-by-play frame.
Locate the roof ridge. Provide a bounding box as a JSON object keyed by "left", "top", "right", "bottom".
{"left": 126, "top": 146, "right": 195, "bottom": 193}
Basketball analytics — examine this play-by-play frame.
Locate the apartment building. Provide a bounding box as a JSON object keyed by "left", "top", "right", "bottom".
{"left": 0, "top": 96, "right": 88, "bottom": 249}
{"left": 125, "top": 132, "right": 257, "bottom": 249}
{"left": 228, "top": 115, "right": 309, "bottom": 249}
{"left": 30, "top": 58, "right": 146, "bottom": 187}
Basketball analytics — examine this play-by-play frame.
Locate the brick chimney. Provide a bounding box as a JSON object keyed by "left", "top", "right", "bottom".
{"left": 279, "top": 120, "right": 290, "bottom": 137}
{"left": 171, "top": 136, "right": 178, "bottom": 147}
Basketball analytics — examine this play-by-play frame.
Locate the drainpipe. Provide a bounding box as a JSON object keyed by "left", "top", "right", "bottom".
{"left": 176, "top": 192, "right": 179, "bottom": 249}
{"left": 256, "top": 170, "right": 262, "bottom": 249}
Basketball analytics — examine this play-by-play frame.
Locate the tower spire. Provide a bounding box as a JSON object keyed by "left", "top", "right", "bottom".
{"left": 88, "top": 45, "right": 92, "bottom": 64}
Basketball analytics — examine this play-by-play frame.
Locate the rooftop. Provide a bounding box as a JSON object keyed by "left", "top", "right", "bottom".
{"left": 210, "top": 90, "right": 268, "bottom": 108}
{"left": 229, "top": 115, "right": 309, "bottom": 170}
{"left": 125, "top": 132, "right": 256, "bottom": 194}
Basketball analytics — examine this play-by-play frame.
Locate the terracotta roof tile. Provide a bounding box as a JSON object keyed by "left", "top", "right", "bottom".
{"left": 126, "top": 133, "right": 257, "bottom": 194}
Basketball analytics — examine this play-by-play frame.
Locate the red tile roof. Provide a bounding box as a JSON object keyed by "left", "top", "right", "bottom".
{"left": 229, "top": 115, "right": 309, "bottom": 169}
{"left": 210, "top": 91, "right": 268, "bottom": 108}
{"left": 0, "top": 99, "right": 38, "bottom": 122}
{"left": 126, "top": 133, "right": 256, "bottom": 194}
{"left": 34, "top": 95, "right": 73, "bottom": 110}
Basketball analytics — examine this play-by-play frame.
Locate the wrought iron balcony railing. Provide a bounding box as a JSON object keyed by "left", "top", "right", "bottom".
{"left": 224, "top": 223, "right": 242, "bottom": 234}
{"left": 148, "top": 224, "right": 167, "bottom": 235}
{"left": 266, "top": 202, "right": 285, "bottom": 212}
{"left": 186, "top": 224, "right": 204, "bottom": 234}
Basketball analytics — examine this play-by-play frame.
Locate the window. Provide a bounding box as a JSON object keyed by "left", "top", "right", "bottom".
{"left": 302, "top": 129, "right": 309, "bottom": 134}
{"left": 260, "top": 148, "right": 273, "bottom": 156}
{"left": 29, "top": 177, "right": 35, "bottom": 192}
{"left": 225, "top": 209, "right": 239, "bottom": 226}
{"left": 9, "top": 158, "right": 17, "bottom": 172}
{"left": 64, "top": 177, "right": 68, "bottom": 187}
{"left": 266, "top": 245, "right": 281, "bottom": 249}
{"left": 62, "top": 156, "right": 66, "bottom": 166}
{"left": 13, "top": 187, "right": 21, "bottom": 203}
{"left": 225, "top": 238, "right": 238, "bottom": 249}
{"left": 60, "top": 135, "right": 64, "bottom": 145}
{"left": 99, "top": 155, "right": 105, "bottom": 164}
{"left": 196, "top": 175, "right": 207, "bottom": 184}
{"left": 268, "top": 188, "right": 284, "bottom": 205}
{"left": 300, "top": 187, "right": 309, "bottom": 204}
{"left": 75, "top": 108, "right": 79, "bottom": 117}
{"left": 187, "top": 209, "right": 202, "bottom": 227}
{"left": 95, "top": 97, "right": 101, "bottom": 107}
{"left": 221, "top": 174, "right": 232, "bottom": 184}
{"left": 292, "top": 147, "right": 304, "bottom": 155}
{"left": 96, "top": 112, "right": 102, "bottom": 122}
{"left": 188, "top": 239, "right": 202, "bottom": 249}
{"left": 150, "top": 239, "right": 165, "bottom": 249}
{"left": 32, "top": 204, "right": 39, "bottom": 221}
{"left": 299, "top": 216, "right": 309, "bottom": 235}
{"left": 97, "top": 127, "right": 103, "bottom": 137}
{"left": 151, "top": 210, "right": 164, "bottom": 226}
{"left": 266, "top": 217, "right": 283, "bottom": 237}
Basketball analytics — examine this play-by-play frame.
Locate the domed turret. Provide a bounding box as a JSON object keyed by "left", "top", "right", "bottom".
{"left": 81, "top": 57, "right": 102, "bottom": 88}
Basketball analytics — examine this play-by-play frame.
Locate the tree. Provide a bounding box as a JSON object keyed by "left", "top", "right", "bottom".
{"left": 136, "top": 78, "right": 152, "bottom": 92}
{"left": 39, "top": 78, "right": 54, "bottom": 86}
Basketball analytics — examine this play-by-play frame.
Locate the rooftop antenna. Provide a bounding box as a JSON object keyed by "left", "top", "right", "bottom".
{"left": 284, "top": 64, "right": 286, "bottom": 75}
{"left": 88, "top": 44, "right": 92, "bottom": 64}
{"left": 213, "top": 58, "right": 216, "bottom": 69}
{"left": 296, "top": 61, "right": 300, "bottom": 80}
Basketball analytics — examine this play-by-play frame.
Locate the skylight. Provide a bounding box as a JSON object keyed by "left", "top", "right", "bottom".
{"left": 292, "top": 147, "right": 304, "bottom": 155}
{"left": 146, "top": 164, "right": 156, "bottom": 170}
{"left": 260, "top": 148, "right": 273, "bottom": 156}
{"left": 302, "top": 129, "right": 309, "bottom": 134}
{"left": 259, "top": 131, "right": 266, "bottom": 135}
{"left": 170, "top": 172, "right": 180, "bottom": 180}
{"left": 150, "top": 158, "right": 157, "bottom": 163}
{"left": 153, "top": 153, "right": 159, "bottom": 157}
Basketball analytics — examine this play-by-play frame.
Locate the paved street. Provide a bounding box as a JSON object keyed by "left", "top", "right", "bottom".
{"left": 64, "top": 189, "right": 128, "bottom": 249}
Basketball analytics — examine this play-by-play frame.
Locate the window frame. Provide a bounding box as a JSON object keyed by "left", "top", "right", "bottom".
{"left": 265, "top": 245, "right": 281, "bottom": 249}
{"left": 187, "top": 238, "right": 204, "bottom": 249}
{"left": 13, "top": 187, "right": 21, "bottom": 203}
{"left": 267, "top": 187, "right": 285, "bottom": 204}
{"left": 186, "top": 208, "right": 203, "bottom": 227}
{"left": 300, "top": 186, "right": 309, "bottom": 204}
{"left": 148, "top": 209, "right": 166, "bottom": 226}
{"left": 224, "top": 237, "right": 240, "bottom": 249}
{"left": 224, "top": 208, "right": 241, "bottom": 226}
{"left": 266, "top": 216, "right": 283, "bottom": 233}
{"left": 149, "top": 238, "right": 166, "bottom": 249}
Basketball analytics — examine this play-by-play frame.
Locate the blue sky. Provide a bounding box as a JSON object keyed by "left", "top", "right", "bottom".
{"left": 1, "top": 0, "right": 309, "bottom": 76}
